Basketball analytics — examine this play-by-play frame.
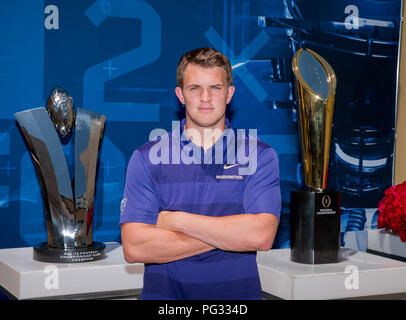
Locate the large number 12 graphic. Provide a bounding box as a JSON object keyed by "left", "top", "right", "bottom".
{"left": 84, "top": 0, "right": 161, "bottom": 122}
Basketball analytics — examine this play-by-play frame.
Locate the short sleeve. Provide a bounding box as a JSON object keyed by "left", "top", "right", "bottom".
{"left": 119, "top": 150, "right": 161, "bottom": 225}
{"left": 243, "top": 147, "right": 281, "bottom": 220}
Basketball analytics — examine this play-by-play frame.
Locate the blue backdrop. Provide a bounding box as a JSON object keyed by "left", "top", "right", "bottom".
{"left": 0, "top": 0, "right": 402, "bottom": 250}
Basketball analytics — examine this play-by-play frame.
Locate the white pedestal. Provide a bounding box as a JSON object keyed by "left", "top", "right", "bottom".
{"left": 4, "top": 242, "right": 406, "bottom": 300}
{"left": 257, "top": 248, "right": 406, "bottom": 300}
{"left": 367, "top": 229, "right": 406, "bottom": 260}
{"left": 0, "top": 242, "right": 143, "bottom": 299}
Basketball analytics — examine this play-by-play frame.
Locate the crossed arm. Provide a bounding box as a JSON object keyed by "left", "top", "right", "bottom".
{"left": 121, "top": 211, "right": 279, "bottom": 264}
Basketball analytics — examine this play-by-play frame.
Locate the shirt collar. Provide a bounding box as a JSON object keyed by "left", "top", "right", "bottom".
{"left": 177, "top": 118, "right": 235, "bottom": 164}
{"left": 179, "top": 118, "right": 232, "bottom": 140}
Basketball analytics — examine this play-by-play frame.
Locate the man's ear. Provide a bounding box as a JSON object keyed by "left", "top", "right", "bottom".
{"left": 175, "top": 87, "right": 185, "bottom": 105}
{"left": 226, "top": 85, "right": 235, "bottom": 104}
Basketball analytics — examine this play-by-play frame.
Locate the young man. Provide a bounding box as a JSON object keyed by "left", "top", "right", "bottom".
{"left": 120, "top": 48, "right": 281, "bottom": 300}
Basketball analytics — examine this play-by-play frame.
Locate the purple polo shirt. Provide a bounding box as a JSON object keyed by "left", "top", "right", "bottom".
{"left": 120, "top": 118, "right": 281, "bottom": 300}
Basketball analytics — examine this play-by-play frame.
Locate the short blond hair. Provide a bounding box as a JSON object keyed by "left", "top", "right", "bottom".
{"left": 176, "top": 47, "right": 233, "bottom": 88}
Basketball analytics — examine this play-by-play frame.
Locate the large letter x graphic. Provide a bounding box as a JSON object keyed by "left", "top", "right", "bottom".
{"left": 205, "top": 27, "right": 270, "bottom": 102}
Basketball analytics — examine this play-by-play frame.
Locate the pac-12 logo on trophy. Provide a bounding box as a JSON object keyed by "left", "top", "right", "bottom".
{"left": 15, "top": 87, "right": 106, "bottom": 263}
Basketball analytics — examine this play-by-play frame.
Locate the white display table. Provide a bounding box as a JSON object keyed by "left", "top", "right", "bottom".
{"left": 0, "top": 242, "right": 143, "bottom": 299}
{"left": 367, "top": 229, "right": 406, "bottom": 260}
{"left": 257, "top": 248, "right": 406, "bottom": 300}
{"left": 2, "top": 242, "right": 406, "bottom": 300}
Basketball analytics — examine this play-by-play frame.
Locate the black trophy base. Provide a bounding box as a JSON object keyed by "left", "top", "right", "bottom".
{"left": 33, "top": 241, "right": 106, "bottom": 263}
{"left": 290, "top": 190, "right": 341, "bottom": 264}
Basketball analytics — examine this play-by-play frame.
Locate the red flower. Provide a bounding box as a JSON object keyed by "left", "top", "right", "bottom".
{"left": 377, "top": 180, "right": 406, "bottom": 242}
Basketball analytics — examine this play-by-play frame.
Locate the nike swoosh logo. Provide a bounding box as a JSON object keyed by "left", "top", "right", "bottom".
{"left": 223, "top": 164, "right": 239, "bottom": 170}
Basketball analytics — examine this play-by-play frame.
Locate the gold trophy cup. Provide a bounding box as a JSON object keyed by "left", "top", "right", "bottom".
{"left": 290, "top": 48, "right": 341, "bottom": 264}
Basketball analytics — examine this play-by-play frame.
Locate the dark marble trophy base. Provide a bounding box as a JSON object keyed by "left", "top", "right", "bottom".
{"left": 33, "top": 241, "right": 106, "bottom": 263}
{"left": 290, "top": 190, "right": 341, "bottom": 264}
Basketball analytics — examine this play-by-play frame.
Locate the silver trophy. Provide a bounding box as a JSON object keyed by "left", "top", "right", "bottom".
{"left": 15, "top": 87, "right": 106, "bottom": 263}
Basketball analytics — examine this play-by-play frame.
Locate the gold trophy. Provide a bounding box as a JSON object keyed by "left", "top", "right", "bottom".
{"left": 290, "top": 48, "right": 341, "bottom": 264}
